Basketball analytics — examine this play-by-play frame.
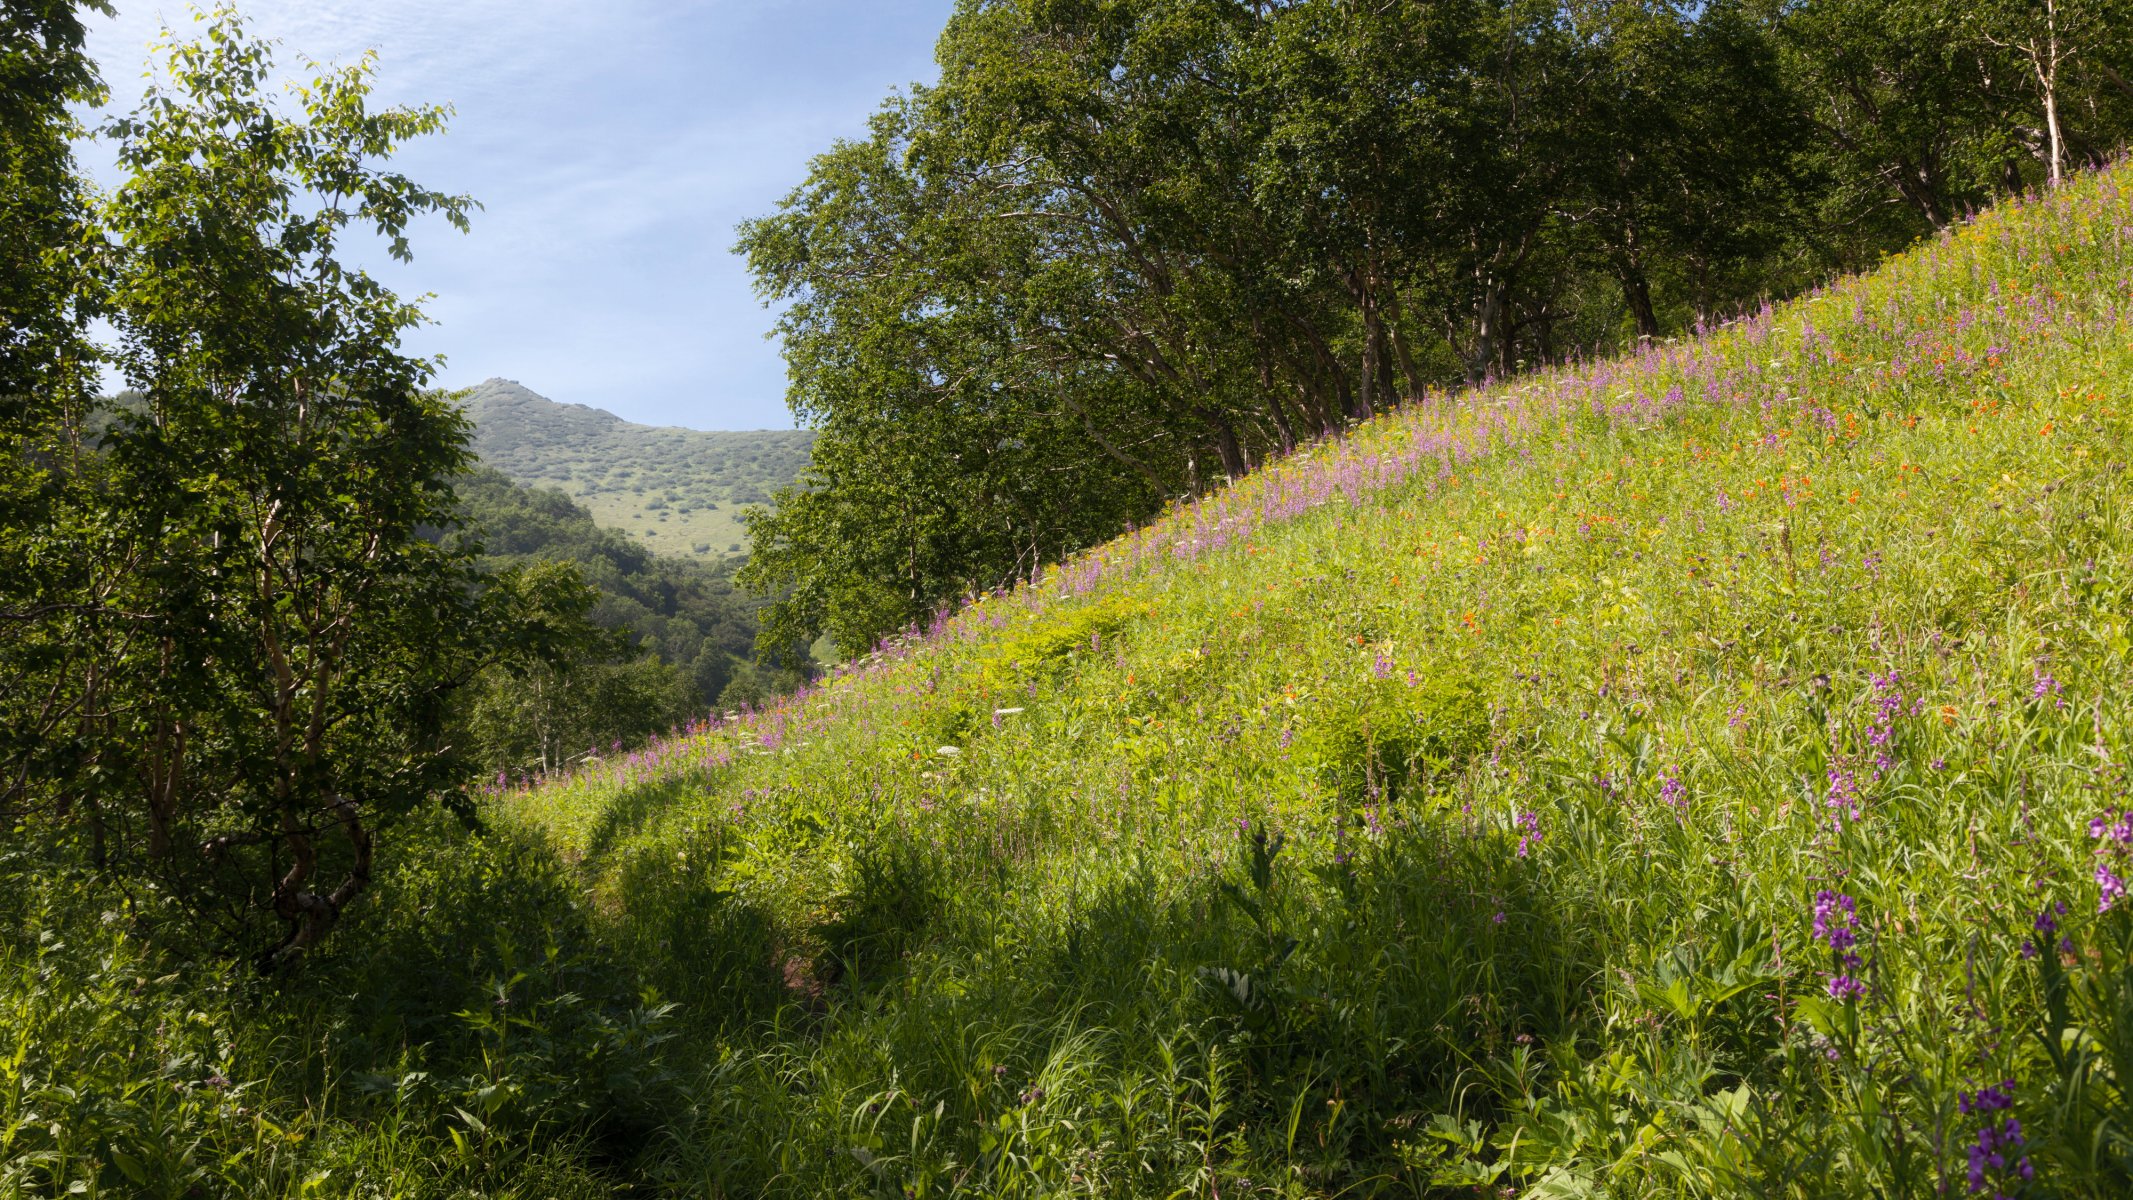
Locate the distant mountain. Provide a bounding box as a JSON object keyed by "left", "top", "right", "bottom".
{"left": 459, "top": 378, "right": 812, "bottom": 560}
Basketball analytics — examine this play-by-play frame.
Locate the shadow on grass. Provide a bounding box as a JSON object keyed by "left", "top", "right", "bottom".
{"left": 580, "top": 775, "right": 705, "bottom": 865}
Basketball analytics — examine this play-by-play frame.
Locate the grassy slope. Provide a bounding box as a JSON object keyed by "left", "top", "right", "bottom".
{"left": 462, "top": 378, "right": 813, "bottom": 560}
{"left": 506, "top": 166, "right": 2133, "bottom": 1195}
{"left": 7, "top": 172, "right": 2132, "bottom": 1200}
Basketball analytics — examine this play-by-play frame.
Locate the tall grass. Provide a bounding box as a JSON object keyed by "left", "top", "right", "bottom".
{"left": 11, "top": 166, "right": 2133, "bottom": 1196}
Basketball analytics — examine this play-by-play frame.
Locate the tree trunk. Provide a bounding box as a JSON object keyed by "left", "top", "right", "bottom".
{"left": 1379, "top": 287, "right": 1428, "bottom": 404}
{"left": 1199, "top": 407, "right": 1247, "bottom": 481}
{"left": 1621, "top": 262, "right": 1660, "bottom": 341}
{"left": 1351, "top": 261, "right": 1382, "bottom": 422}
{"left": 2040, "top": 5, "right": 2065, "bottom": 187}
{"left": 1470, "top": 275, "right": 1509, "bottom": 386}
{"left": 1256, "top": 356, "right": 1299, "bottom": 453}
{"left": 1468, "top": 233, "right": 1532, "bottom": 385}
{"left": 260, "top": 794, "right": 373, "bottom": 971}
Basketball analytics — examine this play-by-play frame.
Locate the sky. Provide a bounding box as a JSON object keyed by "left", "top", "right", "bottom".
{"left": 81, "top": 1, "right": 953, "bottom": 430}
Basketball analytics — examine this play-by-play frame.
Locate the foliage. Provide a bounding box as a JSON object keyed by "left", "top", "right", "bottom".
{"left": 463, "top": 649, "right": 697, "bottom": 779}
{"left": 0, "top": 818, "right": 683, "bottom": 1199}
{"left": 0, "top": 7, "right": 595, "bottom": 964}
{"left": 443, "top": 467, "right": 811, "bottom": 776}
{"left": 738, "top": 0, "right": 2133, "bottom": 657}
{"left": 456, "top": 468, "right": 757, "bottom": 691}
{"left": 14, "top": 4, "right": 2133, "bottom": 1198}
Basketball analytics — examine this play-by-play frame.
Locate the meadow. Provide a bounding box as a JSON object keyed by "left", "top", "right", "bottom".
{"left": 8, "top": 165, "right": 2133, "bottom": 1197}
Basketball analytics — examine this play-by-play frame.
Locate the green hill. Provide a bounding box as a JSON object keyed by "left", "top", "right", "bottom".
{"left": 497, "top": 168, "right": 2133, "bottom": 1193}
{"left": 12, "top": 171, "right": 2133, "bottom": 1197}
{"left": 460, "top": 378, "right": 812, "bottom": 559}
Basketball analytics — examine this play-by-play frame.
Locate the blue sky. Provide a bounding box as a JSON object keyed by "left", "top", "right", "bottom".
{"left": 83, "top": 1, "right": 953, "bottom": 430}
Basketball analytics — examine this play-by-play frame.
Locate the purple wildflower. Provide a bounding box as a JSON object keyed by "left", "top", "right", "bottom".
{"left": 1958, "top": 1081, "right": 2032, "bottom": 1197}
{"left": 1814, "top": 891, "right": 1858, "bottom": 951}
{"left": 1659, "top": 766, "right": 1687, "bottom": 816}
{"left": 2091, "top": 812, "right": 2133, "bottom": 912}
{"left": 2098, "top": 862, "right": 2128, "bottom": 913}
{"left": 1514, "top": 810, "right": 1543, "bottom": 858}
{"left": 1813, "top": 890, "right": 1866, "bottom": 1001}
{"left": 2020, "top": 901, "right": 2066, "bottom": 959}
{"left": 1826, "top": 765, "right": 1862, "bottom": 827}
{"left": 1826, "top": 974, "right": 1867, "bottom": 1001}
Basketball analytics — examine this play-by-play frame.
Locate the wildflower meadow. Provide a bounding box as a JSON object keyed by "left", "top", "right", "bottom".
{"left": 10, "top": 163, "right": 2133, "bottom": 1197}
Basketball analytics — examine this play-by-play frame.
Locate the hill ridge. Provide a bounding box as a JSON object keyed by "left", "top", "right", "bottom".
{"left": 458, "top": 378, "right": 813, "bottom": 560}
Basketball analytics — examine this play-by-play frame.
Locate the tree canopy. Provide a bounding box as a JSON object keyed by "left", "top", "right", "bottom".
{"left": 0, "top": 8, "right": 602, "bottom": 964}
{"left": 740, "top": 0, "right": 2133, "bottom": 658}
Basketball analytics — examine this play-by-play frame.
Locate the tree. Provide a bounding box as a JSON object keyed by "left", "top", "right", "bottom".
{"left": 737, "top": 95, "right": 1176, "bottom": 658}
{"left": 738, "top": 0, "right": 2133, "bottom": 658}
{"left": 0, "top": 0, "right": 106, "bottom": 407}
{"left": 1, "top": 8, "right": 591, "bottom": 966}
{"left": 1974, "top": 0, "right": 2130, "bottom": 184}
{"left": 1, "top": 0, "right": 117, "bottom": 841}
{"left": 456, "top": 561, "right": 699, "bottom": 778}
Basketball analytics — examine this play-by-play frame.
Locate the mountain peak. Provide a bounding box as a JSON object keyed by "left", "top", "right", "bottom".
{"left": 461, "top": 378, "right": 627, "bottom": 433}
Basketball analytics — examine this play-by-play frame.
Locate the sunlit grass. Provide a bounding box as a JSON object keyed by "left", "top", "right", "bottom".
{"left": 10, "top": 167, "right": 2133, "bottom": 1197}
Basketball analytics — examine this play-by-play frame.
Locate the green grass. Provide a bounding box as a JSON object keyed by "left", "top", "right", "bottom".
{"left": 12, "top": 168, "right": 2133, "bottom": 1197}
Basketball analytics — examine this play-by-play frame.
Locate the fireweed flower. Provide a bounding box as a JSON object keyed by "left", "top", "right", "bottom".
{"left": 1514, "top": 811, "right": 1543, "bottom": 858}
{"left": 2091, "top": 811, "right": 2133, "bottom": 912}
{"left": 1659, "top": 767, "right": 1687, "bottom": 816}
{"left": 2098, "top": 862, "right": 2128, "bottom": 913}
{"left": 1826, "top": 765, "right": 1862, "bottom": 828}
{"left": 1958, "top": 1081, "right": 2033, "bottom": 1197}
{"left": 1865, "top": 670, "right": 1907, "bottom": 776}
{"left": 1813, "top": 890, "right": 1867, "bottom": 1000}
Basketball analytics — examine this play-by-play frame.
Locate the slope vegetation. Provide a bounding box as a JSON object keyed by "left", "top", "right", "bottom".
{"left": 8, "top": 172, "right": 2133, "bottom": 1199}
{"left": 507, "top": 167, "right": 2133, "bottom": 1195}
{"left": 462, "top": 378, "right": 813, "bottom": 559}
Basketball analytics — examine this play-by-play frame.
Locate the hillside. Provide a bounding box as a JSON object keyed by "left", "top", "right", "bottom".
{"left": 496, "top": 169, "right": 2133, "bottom": 1193}
{"left": 460, "top": 378, "right": 812, "bottom": 559}
{"left": 453, "top": 466, "right": 764, "bottom": 700}
{"left": 12, "top": 170, "right": 2133, "bottom": 1197}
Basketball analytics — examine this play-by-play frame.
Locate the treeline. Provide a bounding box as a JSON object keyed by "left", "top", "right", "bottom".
{"left": 449, "top": 469, "right": 800, "bottom": 779}
{"left": 739, "top": 0, "right": 2133, "bottom": 656}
